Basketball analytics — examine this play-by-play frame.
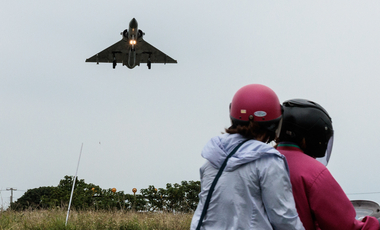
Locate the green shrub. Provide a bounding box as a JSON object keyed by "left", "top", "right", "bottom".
{"left": 11, "top": 176, "right": 201, "bottom": 213}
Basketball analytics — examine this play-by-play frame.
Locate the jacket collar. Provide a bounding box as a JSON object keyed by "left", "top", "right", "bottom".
{"left": 276, "top": 142, "right": 302, "bottom": 151}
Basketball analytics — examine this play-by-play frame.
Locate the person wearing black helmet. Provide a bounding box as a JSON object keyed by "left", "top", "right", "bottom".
{"left": 190, "top": 84, "right": 304, "bottom": 230}
{"left": 276, "top": 99, "right": 380, "bottom": 230}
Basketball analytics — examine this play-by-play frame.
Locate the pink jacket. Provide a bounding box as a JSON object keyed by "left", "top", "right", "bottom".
{"left": 277, "top": 144, "right": 379, "bottom": 230}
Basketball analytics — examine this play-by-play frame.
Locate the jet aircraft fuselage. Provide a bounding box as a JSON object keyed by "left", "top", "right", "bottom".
{"left": 121, "top": 18, "right": 141, "bottom": 68}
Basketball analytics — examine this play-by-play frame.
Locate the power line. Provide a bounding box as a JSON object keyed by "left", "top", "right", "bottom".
{"left": 347, "top": 191, "right": 380, "bottom": 195}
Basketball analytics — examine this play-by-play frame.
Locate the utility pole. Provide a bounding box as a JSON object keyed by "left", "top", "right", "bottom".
{"left": 6, "top": 188, "right": 17, "bottom": 204}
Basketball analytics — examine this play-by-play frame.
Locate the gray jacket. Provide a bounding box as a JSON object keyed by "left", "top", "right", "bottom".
{"left": 190, "top": 133, "right": 305, "bottom": 230}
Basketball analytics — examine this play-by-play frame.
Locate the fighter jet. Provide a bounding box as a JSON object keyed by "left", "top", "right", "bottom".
{"left": 85, "top": 18, "right": 177, "bottom": 69}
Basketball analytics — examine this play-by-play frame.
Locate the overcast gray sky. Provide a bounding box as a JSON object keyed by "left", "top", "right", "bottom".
{"left": 1, "top": 1, "right": 380, "bottom": 208}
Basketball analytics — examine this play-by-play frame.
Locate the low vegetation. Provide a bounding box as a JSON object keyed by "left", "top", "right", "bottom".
{"left": 3, "top": 176, "right": 199, "bottom": 229}
{"left": 0, "top": 209, "right": 193, "bottom": 229}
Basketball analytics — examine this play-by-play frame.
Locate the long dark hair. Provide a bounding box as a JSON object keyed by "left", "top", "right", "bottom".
{"left": 225, "top": 121, "right": 272, "bottom": 142}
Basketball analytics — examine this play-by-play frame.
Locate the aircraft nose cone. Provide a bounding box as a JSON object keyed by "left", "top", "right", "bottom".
{"left": 129, "top": 18, "right": 138, "bottom": 28}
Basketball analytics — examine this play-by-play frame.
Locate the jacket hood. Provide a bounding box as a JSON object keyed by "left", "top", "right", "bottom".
{"left": 201, "top": 134, "right": 283, "bottom": 171}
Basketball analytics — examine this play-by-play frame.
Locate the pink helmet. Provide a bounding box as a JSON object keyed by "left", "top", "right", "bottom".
{"left": 230, "top": 84, "right": 282, "bottom": 132}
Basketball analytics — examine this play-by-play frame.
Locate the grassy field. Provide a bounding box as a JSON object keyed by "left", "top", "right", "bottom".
{"left": 0, "top": 209, "right": 193, "bottom": 230}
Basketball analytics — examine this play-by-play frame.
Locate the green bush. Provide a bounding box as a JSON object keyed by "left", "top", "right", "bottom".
{"left": 10, "top": 176, "right": 201, "bottom": 213}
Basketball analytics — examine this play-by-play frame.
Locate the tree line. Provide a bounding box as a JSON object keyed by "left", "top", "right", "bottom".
{"left": 10, "top": 175, "right": 201, "bottom": 212}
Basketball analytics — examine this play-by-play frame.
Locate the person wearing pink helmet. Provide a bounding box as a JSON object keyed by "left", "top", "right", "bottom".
{"left": 276, "top": 99, "right": 380, "bottom": 230}
{"left": 191, "top": 84, "right": 305, "bottom": 230}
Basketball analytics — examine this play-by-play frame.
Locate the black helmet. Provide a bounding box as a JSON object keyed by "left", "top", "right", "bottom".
{"left": 280, "top": 99, "right": 334, "bottom": 158}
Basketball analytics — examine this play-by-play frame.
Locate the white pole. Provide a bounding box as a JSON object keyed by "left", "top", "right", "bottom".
{"left": 65, "top": 143, "right": 83, "bottom": 226}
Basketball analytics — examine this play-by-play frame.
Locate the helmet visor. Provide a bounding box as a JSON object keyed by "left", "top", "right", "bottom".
{"left": 317, "top": 134, "right": 334, "bottom": 166}
{"left": 275, "top": 118, "right": 283, "bottom": 139}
